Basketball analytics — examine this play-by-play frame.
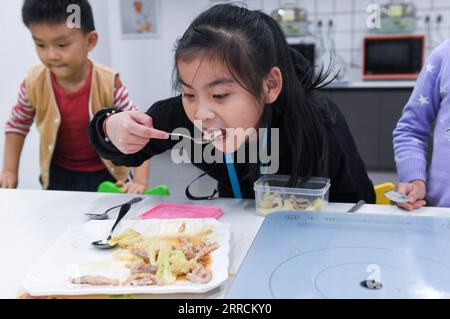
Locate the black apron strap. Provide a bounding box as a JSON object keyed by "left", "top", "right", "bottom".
{"left": 185, "top": 173, "right": 218, "bottom": 200}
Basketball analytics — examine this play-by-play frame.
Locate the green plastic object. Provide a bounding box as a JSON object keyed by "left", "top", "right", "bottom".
{"left": 97, "top": 181, "right": 170, "bottom": 196}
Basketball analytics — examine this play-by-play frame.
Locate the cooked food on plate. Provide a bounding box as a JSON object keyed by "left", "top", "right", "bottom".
{"left": 69, "top": 223, "right": 219, "bottom": 286}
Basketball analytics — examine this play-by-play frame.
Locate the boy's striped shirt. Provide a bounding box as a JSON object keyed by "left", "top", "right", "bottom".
{"left": 5, "top": 81, "right": 137, "bottom": 135}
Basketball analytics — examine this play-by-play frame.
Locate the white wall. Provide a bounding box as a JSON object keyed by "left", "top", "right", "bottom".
{"left": 90, "top": 0, "right": 113, "bottom": 65}
{"left": 107, "top": 0, "right": 212, "bottom": 109}
{"left": 0, "top": 1, "right": 40, "bottom": 189}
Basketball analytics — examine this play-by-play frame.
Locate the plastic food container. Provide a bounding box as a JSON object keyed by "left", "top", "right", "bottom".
{"left": 254, "top": 175, "right": 331, "bottom": 216}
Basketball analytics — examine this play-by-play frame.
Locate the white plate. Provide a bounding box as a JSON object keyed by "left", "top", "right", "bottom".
{"left": 21, "top": 219, "right": 230, "bottom": 296}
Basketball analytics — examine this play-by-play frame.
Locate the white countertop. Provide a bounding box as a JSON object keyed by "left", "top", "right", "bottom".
{"left": 1, "top": 189, "right": 450, "bottom": 299}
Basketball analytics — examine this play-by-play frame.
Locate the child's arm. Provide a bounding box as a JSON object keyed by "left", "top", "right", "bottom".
{"left": 0, "top": 134, "right": 26, "bottom": 188}
{"left": 393, "top": 43, "right": 446, "bottom": 210}
{"left": 0, "top": 82, "right": 35, "bottom": 188}
{"left": 395, "top": 180, "right": 426, "bottom": 211}
{"left": 112, "top": 76, "right": 138, "bottom": 112}
{"left": 117, "top": 160, "right": 150, "bottom": 194}
{"left": 88, "top": 96, "right": 181, "bottom": 168}
{"left": 112, "top": 76, "right": 149, "bottom": 194}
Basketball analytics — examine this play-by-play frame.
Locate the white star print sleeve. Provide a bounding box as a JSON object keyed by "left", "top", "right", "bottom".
{"left": 393, "top": 41, "right": 448, "bottom": 184}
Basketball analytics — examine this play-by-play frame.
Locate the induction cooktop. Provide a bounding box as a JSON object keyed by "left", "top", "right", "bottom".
{"left": 226, "top": 211, "right": 450, "bottom": 299}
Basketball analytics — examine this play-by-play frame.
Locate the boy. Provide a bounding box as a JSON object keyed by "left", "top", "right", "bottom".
{"left": 0, "top": 0, "right": 149, "bottom": 193}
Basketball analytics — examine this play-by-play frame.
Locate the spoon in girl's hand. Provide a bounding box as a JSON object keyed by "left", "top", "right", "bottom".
{"left": 167, "top": 127, "right": 224, "bottom": 145}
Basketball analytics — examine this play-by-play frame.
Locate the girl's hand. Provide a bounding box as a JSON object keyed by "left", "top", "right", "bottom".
{"left": 395, "top": 180, "right": 427, "bottom": 211}
{"left": 0, "top": 171, "right": 18, "bottom": 189}
{"left": 104, "top": 111, "right": 169, "bottom": 154}
{"left": 116, "top": 181, "right": 146, "bottom": 195}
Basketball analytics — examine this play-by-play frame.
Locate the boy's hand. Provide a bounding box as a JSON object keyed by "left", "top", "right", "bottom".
{"left": 105, "top": 111, "right": 169, "bottom": 154}
{"left": 0, "top": 171, "right": 18, "bottom": 189}
{"left": 395, "top": 180, "right": 427, "bottom": 211}
{"left": 116, "top": 180, "right": 146, "bottom": 195}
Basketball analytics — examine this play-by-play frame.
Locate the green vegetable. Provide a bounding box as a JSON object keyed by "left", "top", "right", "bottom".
{"left": 306, "top": 198, "right": 324, "bottom": 211}
{"left": 142, "top": 239, "right": 159, "bottom": 265}
{"left": 155, "top": 248, "right": 177, "bottom": 285}
{"left": 109, "top": 229, "right": 141, "bottom": 248}
{"left": 169, "top": 250, "right": 196, "bottom": 275}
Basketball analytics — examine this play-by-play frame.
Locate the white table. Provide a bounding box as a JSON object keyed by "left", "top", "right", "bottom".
{"left": 1, "top": 189, "right": 450, "bottom": 299}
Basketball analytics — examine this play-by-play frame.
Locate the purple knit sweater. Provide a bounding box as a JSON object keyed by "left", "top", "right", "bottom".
{"left": 393, "top": 39, "right": 450, "bottom": 207}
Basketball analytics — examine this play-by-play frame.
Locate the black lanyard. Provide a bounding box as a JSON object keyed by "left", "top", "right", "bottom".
{"left": 185, "top": 172, "right": 218, "bottom": 200}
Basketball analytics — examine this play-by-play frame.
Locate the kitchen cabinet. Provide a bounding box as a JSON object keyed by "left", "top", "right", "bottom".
{"left": 320, "top": 85, "right": 413, "bottom": 170}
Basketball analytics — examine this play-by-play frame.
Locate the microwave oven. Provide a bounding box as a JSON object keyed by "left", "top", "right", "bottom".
{"left": 362, "top": 34, "right": 425, "bottom": 80}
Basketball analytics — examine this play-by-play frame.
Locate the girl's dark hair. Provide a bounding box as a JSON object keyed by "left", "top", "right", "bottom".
{"left": 22, "top": 0, "right": 95, "bottom": 33}
{"left": 173, "top": 4, "right": 335, "bottom": 185}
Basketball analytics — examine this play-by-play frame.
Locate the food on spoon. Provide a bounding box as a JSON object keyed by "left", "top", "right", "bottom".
{"left": 108, "top": 229, "right": 141, "bottom": 248}
{"left": 203, "top": 128, "right": 223, "bottom": 141}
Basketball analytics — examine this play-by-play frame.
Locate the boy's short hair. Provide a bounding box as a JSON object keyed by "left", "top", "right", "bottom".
{"left": 22, "top": 0, "right": 95, "bottom": 33}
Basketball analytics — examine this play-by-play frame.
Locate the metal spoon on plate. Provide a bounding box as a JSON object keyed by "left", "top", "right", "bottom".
{"left": 91, "top": 202, "right": 131, "bottom": 249}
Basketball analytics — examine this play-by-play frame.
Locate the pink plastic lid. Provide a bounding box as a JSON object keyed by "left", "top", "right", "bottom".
{"left": 139, "top": 203, "right": 223, "bottom": 219}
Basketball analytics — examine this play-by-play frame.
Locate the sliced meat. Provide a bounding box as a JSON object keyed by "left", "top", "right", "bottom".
{"left": 186, "top": 265, "right": 213, "bottom": 284}
{"left": 70, "top": 276, "right": 119, "bottom": 286}
{"left": 194, "top": 242, "right": 219, "bottom": 261}
{"left": 179, "top": 236, "right": 196, "bottom": 260}
{"left": 126, "top": 261, "right": 158, "bottom": 275}
{"left": 122, "top": 273, "right": 157, "bottom": 286}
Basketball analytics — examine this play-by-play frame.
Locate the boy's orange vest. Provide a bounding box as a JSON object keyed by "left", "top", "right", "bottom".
{"left": 24, "top": 61, "right": 130, "bottom": 189}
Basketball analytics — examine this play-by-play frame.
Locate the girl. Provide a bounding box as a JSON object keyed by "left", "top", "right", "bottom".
{"left": 88, "top": 4, "right": 375, "bottom": 203}
{"left": 393, "top": 39, "right": 450, "bottom": 210}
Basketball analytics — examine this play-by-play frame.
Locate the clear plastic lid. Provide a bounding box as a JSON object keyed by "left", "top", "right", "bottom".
{"left": 254, "top": 175, "right": 331, "bottom": 196}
